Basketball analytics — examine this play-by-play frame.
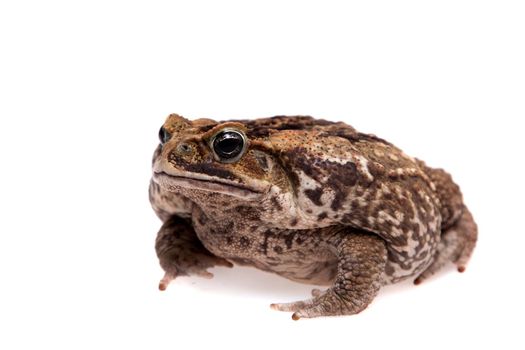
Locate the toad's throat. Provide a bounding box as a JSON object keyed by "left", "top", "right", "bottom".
{"left": 153, "top": 171, "right": 262, "bottom": 199}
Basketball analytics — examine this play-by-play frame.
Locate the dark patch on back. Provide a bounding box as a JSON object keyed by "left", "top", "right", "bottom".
{"left": 295, "top": 234, "right": 306, "bottom": 245}
{"left": 273, "top": 245, "right": 283, "bottom": 254}
{"left": 317, "top": 212, "right": 328, "bottom": 221}
{"left": 260, "top": 229, "right": 273, "bottom": 255}
{"left": 388, "top": 234, "right": 408, "bottom": 246}
{"left": 382, "top": 191, "right": 394, "bottom": 201}
{"left": 281, "top": 147, "right": 319, "bottom": 181}
{"left": 285, "top": 147, "right": 363, "bottom": 210}
{"left": 239, "top": 236, "right": 251, "bottom": 248}
{"left": 234, "top": 205, "right": 261, "bottom": 221}
{"left": 304, "top": 187, "right": 324, "bottom": 206}
{"left": 283, "top": 231, "right": 297, "bottom": 249}
{"left": 350, "top": 200, "right": 360, "bottom": 210}
{"left": 415, "top": 250, "right": 428, "bottom": 261}
{"left": 323, "top": 161, "right": 358, "bottom": 187}
{"left": 327, "top": 179, "right": 346, "bottom": 211}
{"left": 387, "top": 250, "right": 413, "bottom": 270}
{"left": 271, "top": 196, "right": 283, "bottom": 211}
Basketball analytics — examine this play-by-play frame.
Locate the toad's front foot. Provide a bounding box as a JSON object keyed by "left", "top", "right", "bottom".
{"left": 156, "top": 216, "right": 233, "bottom": 291}
{"left": 271, "top": 232, "right": 387, "bottom": 319}
{"left": 158, "top": 252, "right": 233, "bottom": 291}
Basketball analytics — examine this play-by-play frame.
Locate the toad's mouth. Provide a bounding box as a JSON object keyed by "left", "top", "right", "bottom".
{"left": 153, "top": 171, "right": 264, "bottom": 200}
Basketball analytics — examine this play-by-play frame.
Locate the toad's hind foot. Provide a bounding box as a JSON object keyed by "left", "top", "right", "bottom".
{"left": 271, "top": 288, "right": 367, "bottom": 320}
{"left": 414, "top": 207, "right": 477, "bottom": 285}
{"left": 271, "top": 232, "right": 387, "bottom": 319}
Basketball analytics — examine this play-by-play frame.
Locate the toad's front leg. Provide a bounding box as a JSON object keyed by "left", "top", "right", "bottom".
{"left": 155, "top": 216, "right": 233, "bottom": 290}
{"left": 271, "top": 231, "right": 387, "bottom": 319}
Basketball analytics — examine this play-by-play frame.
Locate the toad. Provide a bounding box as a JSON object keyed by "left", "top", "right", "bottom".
{"left": 149, "top": 114, "right": 477, "bottom": 319}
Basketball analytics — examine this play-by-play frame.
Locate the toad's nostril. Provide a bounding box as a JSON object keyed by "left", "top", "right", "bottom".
{"left": 177, "top": 143, "right": 192, "bottom": 155}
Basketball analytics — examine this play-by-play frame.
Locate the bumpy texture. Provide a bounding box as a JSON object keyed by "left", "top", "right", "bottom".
{"left": 149, "top": 114, "right": 478, "bottom": 319}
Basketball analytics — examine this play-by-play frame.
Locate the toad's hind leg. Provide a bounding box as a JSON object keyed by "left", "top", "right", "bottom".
{"left": 271, "top": 232, "right": 387, "bottom": 319}
{"left": 414, "top": 207, "right": 477, "bottom": 285}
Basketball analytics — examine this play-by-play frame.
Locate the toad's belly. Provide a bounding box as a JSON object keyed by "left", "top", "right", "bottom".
{"left": 228, "top": 256, "right": 338, "bottom": 286}
{"left": 228, "top": 253, "right": 428, "bottom": 286}
{"left": 192, "top": 211, "right": 431, "bottom": 286}
{"left": 192, "top": 217, "right": 341, "bottom": 285}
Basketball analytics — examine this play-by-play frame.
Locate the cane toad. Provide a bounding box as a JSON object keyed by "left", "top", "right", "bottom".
{"left": 149, "top": 114, "right": 477, "bottom": 319}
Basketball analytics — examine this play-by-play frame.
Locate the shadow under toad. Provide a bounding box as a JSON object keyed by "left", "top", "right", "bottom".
{"left": 179, "top": 262, "right": 456, "bottom": 302}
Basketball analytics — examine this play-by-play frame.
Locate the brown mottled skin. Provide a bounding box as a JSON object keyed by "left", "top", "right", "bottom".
{"left": 149, "top": 114, "right": 478, "bottom": 319}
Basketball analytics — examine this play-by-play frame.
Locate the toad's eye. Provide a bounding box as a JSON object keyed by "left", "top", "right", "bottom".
{"left": 158, "top": 126, "right": 171, "bottom": 145}
{"left": 211, "top": 129, "right": 247, "bottom": 163}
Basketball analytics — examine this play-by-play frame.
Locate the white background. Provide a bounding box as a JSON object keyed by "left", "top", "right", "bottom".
{"left": 1, "top": 1, "right": 524, "bottom": 349}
